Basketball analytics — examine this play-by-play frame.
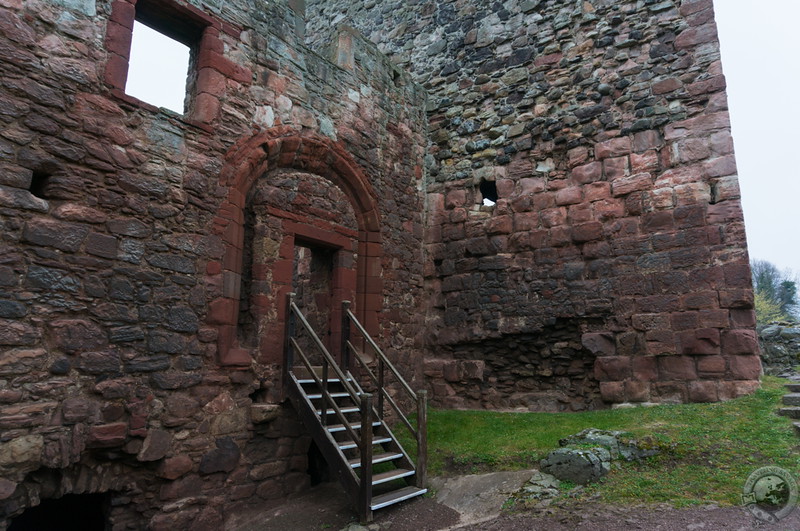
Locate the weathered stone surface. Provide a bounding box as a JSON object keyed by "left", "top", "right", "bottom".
{"left": 138, "top": 429, "right": 172, "bottom": 462}
{"left": 48, "top": 319, "right": 107, "bottom": 354}
{"left": 540, "top": 448, "right": 609, "bottom": 485}
{"left": 157, "top": 455, "right": 194, "bottom": 480}
{"left": 199, "top": 437, "right": 241, "bottom": 475}
{"left": 0, "top": 348, "right": 46, "bottom": 375}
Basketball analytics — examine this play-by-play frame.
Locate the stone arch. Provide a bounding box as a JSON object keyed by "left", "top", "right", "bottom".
{"left": 207, "top": 126, "right": 382, "bottom": 366}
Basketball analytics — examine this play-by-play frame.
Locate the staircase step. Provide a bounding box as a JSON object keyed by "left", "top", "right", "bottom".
{"left": 338, "top": 436, "right": 392, "bottom": 451}
{"left": 349, "top": 452, "right": 403, "bottom": 468}
{"left": 786, "top": 383, "right": 800, "bottom": 393}
{"left": 778, "top": 407, "right": 800, "bottom": 419}
{"left": 297, "top": 378, "right": 352, "bottom": 384}
{"left": 307, "top": 392, "right": 351, "bottom": 400}
{"left": 318, "top": 406, "right": 359, "bottom": 415}
{"left": 327, "top": 421, "right": 381, "bottom": 433}
{"left": 370, "top": 486, "right": 427, "bottom": 511}
{"left": 783, "top": 393, "right": 800, "bottom": 406}
{"left": 794, "top": 422, "right": 800, "bottom": 436}
{"left": 372, "top": 468, "right": 415, "bottom": 486}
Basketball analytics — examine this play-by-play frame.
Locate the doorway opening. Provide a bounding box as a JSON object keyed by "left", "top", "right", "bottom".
{"left": 9, "top": 493, "right": 109, "bottom": 531}
{"left": 293, "top": 241, "right": 335, "bottom": 356}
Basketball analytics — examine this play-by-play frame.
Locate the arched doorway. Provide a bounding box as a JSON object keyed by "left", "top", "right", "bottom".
{"left": 207, "top": 127, "right": 382, "bottom": 371}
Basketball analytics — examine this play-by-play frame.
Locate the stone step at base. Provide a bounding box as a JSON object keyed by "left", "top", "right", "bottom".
{"left": 777, "top": 407, "right": 800, "bottom": 419}
{"left": 786, "top": 383, "right": 800, "bottom": 393}
{"left": 782, "top": 393, "right": 800, "bottom": 406}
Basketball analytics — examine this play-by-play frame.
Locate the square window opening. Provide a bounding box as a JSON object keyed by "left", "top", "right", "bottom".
{"left": 126, "top": 20, "right": 192, "bottom": 114}
{"left": 480, "top": 179, "right": 498, "bottom": 207}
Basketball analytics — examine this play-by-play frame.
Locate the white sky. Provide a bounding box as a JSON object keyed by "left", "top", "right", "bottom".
{"left": 125, "top": 22, "right": 189, "bottom": 114}
{"left": 714, "top": 0, "right": 800, "bottom": 276}
{"left": 124, "top": 5, "right": 797, "bottom": 275}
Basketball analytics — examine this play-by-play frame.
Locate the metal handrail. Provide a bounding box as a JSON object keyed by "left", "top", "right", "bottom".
{"left": 291, "top": 337, "right": 363, "bottom": 451}
{"left": 345, "top": 307, "right": 417, "bottom": 400}
{"left": 342, "top": 302, "right": 427, "bottom": 489}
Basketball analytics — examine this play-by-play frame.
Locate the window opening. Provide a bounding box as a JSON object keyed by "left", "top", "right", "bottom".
{"left": 126, "top": 20, "right": 191, "bottom": 113}
{"left": 480, "top": 179, "right": 498, "bottom": 207}
{"left": 29, "top": 170, "right": 52, "bottom": 200}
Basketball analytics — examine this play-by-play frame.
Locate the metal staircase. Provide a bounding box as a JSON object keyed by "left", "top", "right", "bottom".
{"left": 283, "top": 294, "right": 428, "bottom": 522}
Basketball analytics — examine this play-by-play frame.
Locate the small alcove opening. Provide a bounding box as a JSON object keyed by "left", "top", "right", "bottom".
{"left": 9, "top": 493, "right": 109, "bottom": 531}
{"left": 307, "top": 440, "right": 330, "bottom": 486}
{"left": 480, "top": 179, "right": 498, "bottom": 207}
{"left": 29, "top": 169, "right": 52, "bottom": 200}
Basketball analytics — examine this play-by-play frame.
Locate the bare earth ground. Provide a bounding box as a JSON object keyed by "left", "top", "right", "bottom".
{"left": 227, "top": 474, "right": 800, "bottom": 531}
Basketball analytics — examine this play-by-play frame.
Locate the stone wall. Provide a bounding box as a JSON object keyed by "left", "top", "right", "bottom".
{"left": 0, "top": 0, "right": 427, "bottom": 527}
{"left": 307, "top": 0, "right": 761, "bottom": 408}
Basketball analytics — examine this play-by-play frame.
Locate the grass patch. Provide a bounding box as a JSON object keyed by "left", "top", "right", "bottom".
{"left": 399, "top": 376, "right": 800, "bottom": 507}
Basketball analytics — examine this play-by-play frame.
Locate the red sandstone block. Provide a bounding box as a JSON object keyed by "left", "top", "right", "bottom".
{"left": 581, "top": 332, "right": 616, "bottom": 356}
{"left": 555, "top": 187, "right": 582, "bottom": 206}
{"left": 678, "top": 328, "right": 720, "bottom": 355}
{"left": 108, "top": 0, "right": 135, "bottom": 29}
{"left": 207, "top": 295, "right": 236, "bottom": 324}
{"left": 722, "top": 263, "right": 751, "bottom": 289}
{"left": 193, "top": 93, "right": 221, "bottom": 124}
{"left": 632, "top": 356, "right": 657, "bottom": 382}
{"left": 658, "top": 355, "right": 697, "bottom": 380}
{"left": 696, "top": 355, "right": 726, "bottom": 377}
{"left": 698, "top": 310, "right": 729, "bottom": 328}
{"left": 674, "top": 23, "right": 719, "bottom": 50}
{"left": 568, "top": 203, "right": 592, "bottom": 224}
{"left": 594, "top": 356, "right": 632, "bottom": 381}
{"left": 584, "top": 182, "right": 611, "bottom": 201}
{"left": 704, "top": 154, "right": 737, "bottom": 178}
{"left": 641, "top": 210, "right": 673, "bottom": 232}
{"left": 540, "top": 207, "right": 567, "bottom": 228}
{"left": 625, "top": 380, "right": 650, "bottom": 402}
{"left": 549, "top": 226, "right": 571, "bottom": 246}
{"left": 105, "top": 20, "right": 133, "bottom": 57}
{"left": 486, "top": 215, "right": 512, "bottom": 235}
{"left": 445, "top": 189, "right": 467, "bottom": 209}
{"left": 719, "top": 289, "right": 754, "bottom": 309}
{"left": 88, "top": 422, "right": 128, "bottom": 448}
{"left": 728, "top": 355, "right": 762, "bottom": 380}
{"left": 682, "top": 291, "right": 719, "bottom": 310}
{"left": 688, "top": 381, "right": 718, "bottom": 403}
{"left": 570, "top": 161, "right": 602, "bottom": 184}
{"left": 652, "top": 77, "right": 682, "bottom": 95}
{"left": 632, "top": 313, "right": 671, "bottom": 331}
{"left": 633, "top": 130, "right": 663, "bottom": 153}
{"left": 571, "top": 222, "right": 602, "bottom": 243}
{"left": 595, "top": 137, "right": 631, "bottom": 159}
{"left": 603, "top": 157, "right": 629, "bottom": 180}
{"left": 611, "top": 173, "right": 652, "bottom": 197}
{"left": 721, "top": 329, "right": 758, "bottom": 355}
{"left": 593, "top": 199, "right": 625, "bottom": 221}
{"left": 687, "top": 75, "right": 726, "bottom": 97}
{"left": 568, "top": 146, "right": 590, "bottom": 167}
{"left": 680, "top": 0, "right": 713, "bottom": 16}
{"left": 103, "top": 53, "right": 129, "bottom": 89}
{"left": 730, "top": 309, "right": 756, "bottom": 328}
{"left": 600, "top": 381, "right": 625, "bottom": 403}
{"left": 630, "top": 150, "right": 659, "bottom": 173}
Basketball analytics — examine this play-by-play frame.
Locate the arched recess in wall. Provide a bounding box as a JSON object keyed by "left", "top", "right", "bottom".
{"left": 208, "top": 126, "right": 383, "bottom": 367}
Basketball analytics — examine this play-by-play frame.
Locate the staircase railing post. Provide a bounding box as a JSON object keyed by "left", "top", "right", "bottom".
{"left": 283, "top": 292, "right": 297, "bottom": 398}
{"left": 377, "top": 357, "right": 385, "bottom": 420}
{"left": 321, "top": 358, "right": 329, "bottom": 427}
{"left": 341, "top": 300, "right": 351, "bottom": 372}
{"left": 416, "top": 390, "right": 427, "bottom": 489}
{"left": 359, "top": 393, "right": 374, "bottom": 523}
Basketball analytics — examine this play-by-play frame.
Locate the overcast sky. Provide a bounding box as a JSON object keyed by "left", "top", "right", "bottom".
{"left": 714, "top": 0, "right": 800, "bottom": 276}
{"left": 126, "top": 5, "right": 796, "bottom": 275}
